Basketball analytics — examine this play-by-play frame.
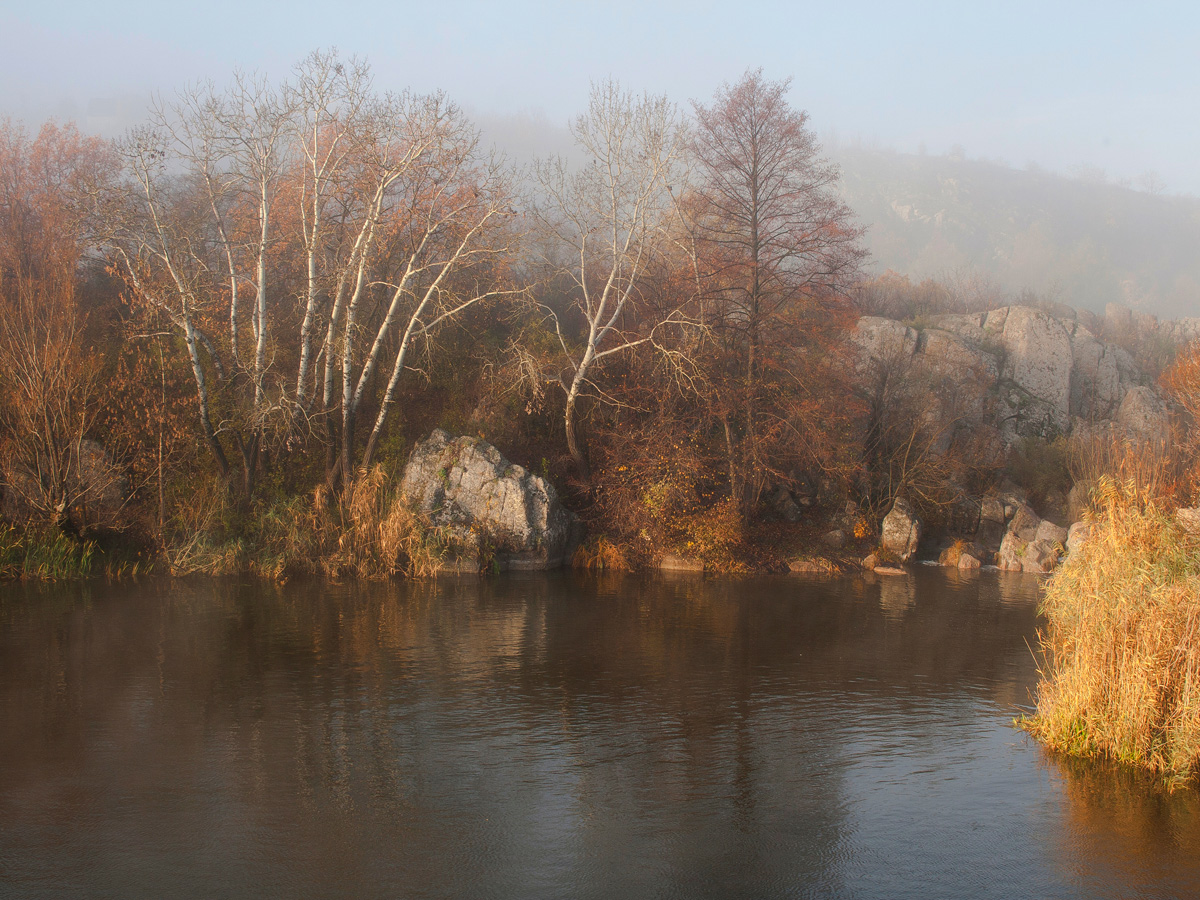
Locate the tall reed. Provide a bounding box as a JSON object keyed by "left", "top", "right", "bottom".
{"left": 1023, "top": 476, "right": 1200, "bottom": 784}
{"left": 0, "top": 523, "right": 95, "bottom": 579}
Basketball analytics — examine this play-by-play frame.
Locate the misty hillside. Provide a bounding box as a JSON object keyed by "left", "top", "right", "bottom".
{"left": 831, "top": 144, "right": 1200, "bottom": 319}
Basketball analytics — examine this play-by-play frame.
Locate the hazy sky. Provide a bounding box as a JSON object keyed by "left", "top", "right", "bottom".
{"left": 3, "top": 0, "right": 1198, "bottom": 193}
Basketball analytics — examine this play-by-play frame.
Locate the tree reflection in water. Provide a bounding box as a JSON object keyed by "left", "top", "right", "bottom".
{"left": 0, "top": 571, "right": 1197, "bottom": 899}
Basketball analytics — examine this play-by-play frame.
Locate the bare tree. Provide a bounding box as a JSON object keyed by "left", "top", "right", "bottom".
{"left": 287, "top": 50, "right": 372, "bottom": 422}
{"left": 690, "top": 69, "right": 865, "bottom": 508}
{"left": 333, "top": 93, "right": 518, "bottom": 479}
{"left": 532, "top": 81, "right": 690, "bottom": 476}
{"left": 0, "top": 121, "right": 124, "bottom": 533}
{"left": 109, "top": 54, "right": 520, "bottom": 495}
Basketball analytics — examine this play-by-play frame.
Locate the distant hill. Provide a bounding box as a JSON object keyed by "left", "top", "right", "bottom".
{"left": 830, "top": 144, "right": 1200, "bottom": 320}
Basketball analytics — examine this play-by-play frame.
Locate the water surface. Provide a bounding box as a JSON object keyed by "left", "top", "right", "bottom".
{"left": 2, "top": 570, "right": 1199, "bottom": 898}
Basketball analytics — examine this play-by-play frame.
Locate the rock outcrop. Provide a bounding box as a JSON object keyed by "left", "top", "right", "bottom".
{"left": 992, "top": 306, "right": 1074, "bottom": 438}
{"left": 881, "top": 497, "right": 921, "bottom": 562}
{"left": 995, "top": 502, "right": 1065, "bottom": 574}
{"left": 401, "top": 429, "right": 581, "bottom": 571}
{"left": 853, "top": 303, "right": 1178, "bottom": 448}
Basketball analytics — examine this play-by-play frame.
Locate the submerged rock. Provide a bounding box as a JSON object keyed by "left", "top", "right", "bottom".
{"left": 789, "top": 557, "right": 838, "bottom": 576}
{"left": 401, "top": 429, "right": 581, "bottom": 570}
{"left": 939, "top": 541, "right": 988, "bottom": 568}
{"left": 660, "top": 553, "right": 704, "bottom": 573}
{"left": 958, "top": 552, "right": 982, "bottom": 570}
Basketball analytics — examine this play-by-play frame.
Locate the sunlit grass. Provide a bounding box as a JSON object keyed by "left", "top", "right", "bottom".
{"left": 1021, "top": 476, "right": 1200, "bottom": 785}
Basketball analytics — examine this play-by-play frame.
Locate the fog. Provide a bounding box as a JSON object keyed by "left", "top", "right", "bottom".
{"left": 3, "top": 0, "right": 1197, "bottom": 315}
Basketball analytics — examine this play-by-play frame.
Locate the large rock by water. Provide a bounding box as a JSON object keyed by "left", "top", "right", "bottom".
{"left": 400, "top": 429, "right": 581, "bottom": 570}
{"left": 881, "top": 497, "right": 921, "bottom": 562}
{"left": 994, "top": 502, "right": 1063, "bottom": 574}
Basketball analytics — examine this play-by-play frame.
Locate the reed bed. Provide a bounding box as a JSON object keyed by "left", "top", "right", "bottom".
{"left": 0, "top": 523, "right": 95, "bottom": 579}
{"left": 1023, "top": 476, "right": 1200, "bottom": 784}
{"left": 162, "top": 467, "right": 446, "bottom": 579}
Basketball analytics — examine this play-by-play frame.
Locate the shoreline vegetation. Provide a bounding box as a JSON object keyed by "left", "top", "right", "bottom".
{"left": 1022, "top": 476, "right": 1200, "bottom": 786}
{"left": 2, "top": 51, "right": 1200, "bottom": 780}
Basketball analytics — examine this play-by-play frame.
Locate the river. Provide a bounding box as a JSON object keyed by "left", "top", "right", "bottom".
{"left": 2, "top": 570, "right": 1199, "bottom": 898}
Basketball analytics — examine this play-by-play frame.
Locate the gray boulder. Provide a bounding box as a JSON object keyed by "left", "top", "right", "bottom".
{"left": 1035, "top": 520, "right": 1069, "bottom": 546}
{"left": 997, "top": 532, "right": 1060, "bottom": 574}
{"left": 1116, "top": 386, "right": 1169, "bottom": 445}
{"left": 821, "top": 529, "right": 847, "bottom": 550}
{"left": 997, "top": 532, "right": 1025, "bottom": 572}
{"left": 881, "top": 497, "right": 921, "bottom": 562}
{"left": 1178, "top": 508, "right": 1200, "bottom": 536}
{"left": 1022, "top": 540, "right": 1061, "bottom": 574}
{"left": 1008, "top": 504, "right": 1043, "bottom": 542}
{"left": 661, "top": 553, "right": 704, "bottom": 574}
{"left": 401, "top": 429, "right": 581, "bottom": 570}
{"left": 768, "top": 485, "right": 803, "bottom": 522}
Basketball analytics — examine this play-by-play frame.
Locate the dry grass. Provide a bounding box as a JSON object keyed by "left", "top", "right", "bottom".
{"left": 162, "top": 467, "right": 447, "bottom": 579}
{"left": 323, "top": 466, "right": 445, "bottom": 579}
{"left": 1022, "top": 475, "right": 1200, "bottom": 784}
{"left": 1068, "top": 429, "right": 1184, "bottom": 516}
{"left": 573, "top": 535, "right": 630, "bottom": 571}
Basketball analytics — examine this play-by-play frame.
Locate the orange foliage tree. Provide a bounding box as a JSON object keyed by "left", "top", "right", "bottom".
{"left": 0, "top": 120, "right": 122, "bottom": 533}
{"left": 687, "top": 70, "right": 866, "bottom": 511}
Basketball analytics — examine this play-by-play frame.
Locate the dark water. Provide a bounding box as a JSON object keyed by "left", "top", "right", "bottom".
{"left": 2, "top": 570, "right": 1199, "bottom": 899}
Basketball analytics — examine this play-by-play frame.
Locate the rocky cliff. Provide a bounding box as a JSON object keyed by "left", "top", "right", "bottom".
{"left": 853, "top": 303, "right": 1178, "bottom": 448}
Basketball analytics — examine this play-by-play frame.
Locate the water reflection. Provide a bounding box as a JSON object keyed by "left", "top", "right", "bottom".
{"left": 0, "top": 571, "right": 1197, "bottom": 898}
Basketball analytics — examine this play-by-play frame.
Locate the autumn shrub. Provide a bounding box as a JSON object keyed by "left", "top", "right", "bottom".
{"left": 674, "top": 498, "right": 748, "bottom": 573}
{"left": 572, "top": 535, "right": 630, "bottom": 571}
{"left": 1022, "top": 476, "right": 1200, "bottom": 784}
{"left": 321, "top": 467, "right": 447, "bottom": 579}
{"left": 587, "top": 419, "right": 749, "bottom": 569}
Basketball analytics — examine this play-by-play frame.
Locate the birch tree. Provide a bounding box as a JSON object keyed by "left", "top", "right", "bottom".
{"left": 110, "top": 54, "right": 520, "bottom": 494}
{"left": 533, "top": 81, "right": 689, "bottom": 477}
{"left": 327, "top": 92, "right": 518, "bottom": 481}
{"left": 287, "top": 51, "right": 372, "bottom": 422}
{"left": 115, "top": 123, "right": 240, "bottom": 483}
